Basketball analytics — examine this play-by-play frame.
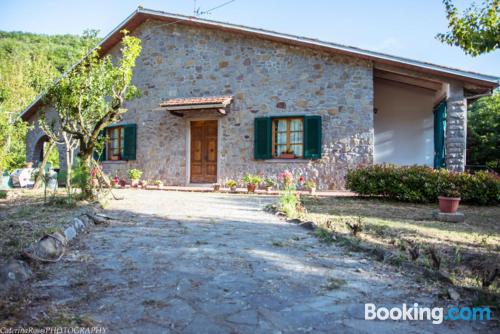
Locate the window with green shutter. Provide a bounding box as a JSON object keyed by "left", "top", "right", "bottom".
{"left": 254, "top": 115, "right": 322, "bottom": 160}
{"left": 304, "top": 116, "right": 322, "bottom": 159}
{"left": 122, "top": 124, "right": 137, "bottom": 161}
{"left": 92, "top": 124, "right": 137, "bottom": 161}
{"left": 254, "top": 117, "right": 272, "bottom": 159}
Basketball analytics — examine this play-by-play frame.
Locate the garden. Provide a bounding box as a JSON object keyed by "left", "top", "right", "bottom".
{"left": 271, "top": 165, "right": 500, "bottom": 309}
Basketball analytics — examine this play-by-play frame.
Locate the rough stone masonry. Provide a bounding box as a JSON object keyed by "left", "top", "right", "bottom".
{"left": 100, "top": 19, "right": 374, "bottom": 189}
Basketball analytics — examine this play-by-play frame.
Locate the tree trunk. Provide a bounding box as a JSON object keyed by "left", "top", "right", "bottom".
{"left": 33, "top": 140, "right": 55, "bottom": 190}
{"left": 65, "top": 147, "right": 73, "bottom": 200}
{"left": 79, "top": 151, "right": 94, "bottom": 199}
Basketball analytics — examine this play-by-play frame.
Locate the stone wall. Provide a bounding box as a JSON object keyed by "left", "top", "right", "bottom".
{"left": 28, "top": 19, "right": 375, "bottom": 189}
{"left": 25, "top": 106, "right": 68, "bottom": 170}
{"left": 445, "top": 82, "right": 467, "bottom": 172}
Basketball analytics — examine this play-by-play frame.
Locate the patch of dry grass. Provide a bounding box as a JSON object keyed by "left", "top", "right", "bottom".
{"left": 301, "top": 196, "right": 500, "bottom": 295}
{"left": 0, "top": 189, "right": 91, "bottom": 260}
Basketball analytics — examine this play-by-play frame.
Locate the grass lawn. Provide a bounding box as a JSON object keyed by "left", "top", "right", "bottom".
{"left": 300, "top": 196, "right": 499, "bottom": 302}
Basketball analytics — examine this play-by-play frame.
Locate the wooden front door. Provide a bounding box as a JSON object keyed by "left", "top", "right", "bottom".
{"left": 190, "top": 120, "right": 218, "bottom": 183}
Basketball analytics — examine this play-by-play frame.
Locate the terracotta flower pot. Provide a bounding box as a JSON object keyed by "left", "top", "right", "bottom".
{"left": 247, "top": 183, "right": 257, "bottom": 193}
{"left": 438, "top": 196, "right": 461, "bottom": 213}
{"left": 213, "top": 184, "right": 221, "bottom": 192}
{"left": 230, "top": 186, "right": 237, "bottom": 192}
{"left": 131, "top": 179, "right": 139, "bottom": 187}
{"left": 266, "top": 186, "right": 272, "bottom": 193}
{"left": 308, "top": 187, "right": 316, "bottom": 195}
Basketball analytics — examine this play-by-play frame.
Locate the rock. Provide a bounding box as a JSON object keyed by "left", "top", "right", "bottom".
{"left": 299, "top": 221, "right": 316, "bottom": 230}
{"left": 448, "top": 287, "right": 460, "bottom": 301}
{"left": 0, "top": 260, "right": 32, "bottom": 283}
{"left": 72, "top": 217, "right": 85, "bottom": 231}
{"left": 90, "top": 214, "right": 108, "bottom": 225}
{"left": 287, "top": 218, "right": 301, "bottom": 224}
{"left": 78, "top": 214, "right": 92, "bottom": 226}
{"left": 432, "top": 209, "right": 464, "bottom": 223}
{"left": 64, "top": 226, "right": 77, "bottom": 241}
{"left": 38, "top": 236, "right": 60, "bottom": 257}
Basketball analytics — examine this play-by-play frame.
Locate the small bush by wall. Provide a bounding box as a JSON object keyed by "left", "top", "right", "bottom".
{"left": 346, "top": 165, "right": 500, "bottom": 205}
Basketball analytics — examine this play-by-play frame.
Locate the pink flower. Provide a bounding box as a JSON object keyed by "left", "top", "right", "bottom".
{"left": 299, "top": 176, "right": 305, "bottom": 183}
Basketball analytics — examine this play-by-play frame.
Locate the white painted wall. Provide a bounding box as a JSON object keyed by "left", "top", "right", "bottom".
{"left": 374, "top": 79, "right": 435, "bottom": 166}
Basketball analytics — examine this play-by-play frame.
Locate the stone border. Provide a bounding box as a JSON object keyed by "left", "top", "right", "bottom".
{"left": 0, "top": 211, "right": 111, "bottom": 296}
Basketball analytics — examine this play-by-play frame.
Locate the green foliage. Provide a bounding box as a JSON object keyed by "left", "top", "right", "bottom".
{"left": 242, "top": 173, "right": 262, "bottom": 185}
{"left": 264, "top": 177, "right": 277, "bottom": 188}
{"left": 278, "top": 188, "right": 299, "bottom": 217}
{"left": 437, "top": 0, "right": 499, "bottom": 56}
{"left": 304, "top": 180, "right": 316, "bottom": 190}
{"left": 128, "top": 168, "right": 143, "bottom": 180}
{"left": 0, "top": 30, "right": 97, "bottom": 171}
{"left": 467, "top": 92, "right": 500, "bottom": 171}
{"left": 71, "top": 160, "right": 90, "bottom": 194}
{"left": 346, "top": 165, "right": 500, "bottom": 205}
{"left": 225, "top": 179, "right": 237, "bottom": 188}
{"left": 44, "top": 144, "right": 60, "bottom": 169}
{"left": 44, "top": 30, "right": 141, "bottom": 198}
{"left": 0, "top": 190, "right": 6, "bottom": 199}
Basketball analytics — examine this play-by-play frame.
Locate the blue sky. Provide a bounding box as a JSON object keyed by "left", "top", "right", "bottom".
{"left": 0, "top": 0, "right": 499, "bottom": 76}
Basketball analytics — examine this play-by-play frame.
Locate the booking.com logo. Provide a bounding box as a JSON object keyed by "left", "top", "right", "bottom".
{"left": 365, "top": 303, "right": 492, "bottom": 324}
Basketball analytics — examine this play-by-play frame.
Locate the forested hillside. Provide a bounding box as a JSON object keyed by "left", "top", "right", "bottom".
{"left": 0, "top": 30, "right": 97, "bottom": 171}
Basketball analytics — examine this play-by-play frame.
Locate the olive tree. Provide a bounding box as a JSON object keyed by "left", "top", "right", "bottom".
{"left": 45, "top": 30, "right": 141, "bottom": 198}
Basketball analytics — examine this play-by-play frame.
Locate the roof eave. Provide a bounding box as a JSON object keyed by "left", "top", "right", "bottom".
{"left": 20, "top": 7, "right": 499, "bottom": 121}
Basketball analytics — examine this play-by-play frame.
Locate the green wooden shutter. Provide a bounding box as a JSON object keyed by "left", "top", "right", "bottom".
{"left": 304, "top": 116, "right": 322, "bottom": 159}
{"left": 123, "top": 124, "right": 137, "bottom": 161}
{"left": 433, "top": 101, "right": 446, "bottom": 168}
{"left": 254, "top": 117, "right": 272, "bottom": 160}
{"left": 93, "top": 129, "right": 107, "bottom": 161}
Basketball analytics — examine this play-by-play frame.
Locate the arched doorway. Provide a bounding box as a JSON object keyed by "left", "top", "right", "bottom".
{"left": 33, "top": 135, "right": 60, "bottom": 169}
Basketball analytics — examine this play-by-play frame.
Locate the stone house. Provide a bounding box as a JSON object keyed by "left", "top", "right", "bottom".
{"left": 21, "top": 8, "right": 499, "bottom": 189}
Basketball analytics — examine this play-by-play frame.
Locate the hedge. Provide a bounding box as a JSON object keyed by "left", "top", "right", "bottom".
{"left": 346, "top": 165, "right": 500, "bottom": 205}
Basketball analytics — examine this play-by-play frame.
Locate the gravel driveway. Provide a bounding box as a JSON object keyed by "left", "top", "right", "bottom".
{"left": 31, "top": 190, "right": 493, "bottom": 333}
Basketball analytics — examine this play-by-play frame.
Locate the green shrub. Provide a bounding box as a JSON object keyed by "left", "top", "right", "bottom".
{"left": 242, "top": 174, "right": 262, "bottom": 185}
{"left": 71, "top": 161, "right": 90, "bottom": 193}
{"left": 278, "top": 188, "right": 299, "bottom": 217}
{"left": 128, "top": 168, "right": 143, "bottom": 180}
{"left": 346, "top": 165, "right": 499, "bottom": 205}
{"left": 0, "top": 190, "right": 6, "bottom": 199}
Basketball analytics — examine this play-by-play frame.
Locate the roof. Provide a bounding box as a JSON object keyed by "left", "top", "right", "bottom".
{"left": 20, "top": 7, "right": 499, "bottom": 121}
{"left": 160, "top": 95, "right": 233, "bottom": 108}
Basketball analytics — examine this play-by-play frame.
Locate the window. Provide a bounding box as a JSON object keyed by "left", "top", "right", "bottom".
{"left": 254, "top": 116, "right": 322, "bottom": 160}
{"left": 93, "top": 124, "right": 137, "bottom": 161}
{"left": 272, "top": 118, "right": 304, "bottom": 158}
{"left": 107, "top": 126, "right": 125, "bottom": 160}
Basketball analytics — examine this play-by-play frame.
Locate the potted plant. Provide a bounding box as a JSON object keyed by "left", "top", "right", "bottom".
{"left": 305, "top": 180, "right": 317, "bottom": 194}
{"left": 279, "top": 149, "right": 295, "bottom": 159}
{"left": 213, "top": 183, "right": 221, "bottom": 192}
{"left": 226, "top": 179, "right": 238, "bottom": 192}
{"left": 242, "top": 174, "right": 262, "bottom": 193}
{"left": 140, "top": 180, "right": 148, "bottom": 189}
{"left": 119, "top": 179, "right": 127, "bottom": 188}
{"left": 128, "top": 168, "right": 143, "bottom": 187}
{"left": 154, "top": 180, "right": 164, "bottom": 188}
{"left": 438, "top": 185, "right": 461, "bottom": 213}
{"left": 264, "top": 177, "right": 276, "bottom": 193}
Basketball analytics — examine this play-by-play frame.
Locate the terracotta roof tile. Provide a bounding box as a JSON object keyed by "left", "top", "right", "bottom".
{"left": 160, "top": 95, "right": 233, "bottom": 107}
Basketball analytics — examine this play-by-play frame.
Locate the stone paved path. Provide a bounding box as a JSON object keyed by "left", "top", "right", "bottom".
{"left": 32, "top": 190, "right": 493, "bottom": 333}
